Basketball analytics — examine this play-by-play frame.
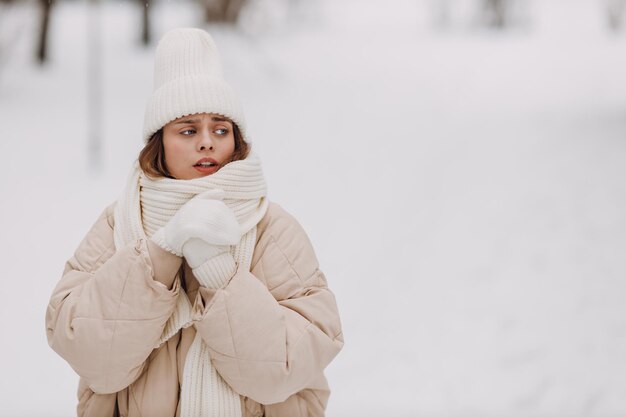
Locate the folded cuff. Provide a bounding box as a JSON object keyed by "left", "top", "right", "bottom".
{"left": 192, "top": 252, "right": 237, "bottom": 289}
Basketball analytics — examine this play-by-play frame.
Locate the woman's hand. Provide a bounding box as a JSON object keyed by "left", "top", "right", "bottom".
{"left": 150, "top": 192, "right": 242, "bottom": 257}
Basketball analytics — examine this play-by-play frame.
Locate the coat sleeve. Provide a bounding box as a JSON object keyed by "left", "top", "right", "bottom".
{"left": 45, "top": 204, "right": 182, "bottom": 394}
{"left": 192, "top": 204, "right": 344, "bottom": 405}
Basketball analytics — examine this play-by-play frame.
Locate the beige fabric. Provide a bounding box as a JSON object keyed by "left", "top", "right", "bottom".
{"left": 46, "top": 201, "right": 344, "bottom": 417}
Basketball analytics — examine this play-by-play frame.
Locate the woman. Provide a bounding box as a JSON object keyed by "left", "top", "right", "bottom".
{"left": 45, "top": 28, "right": 344, "bottom": 417}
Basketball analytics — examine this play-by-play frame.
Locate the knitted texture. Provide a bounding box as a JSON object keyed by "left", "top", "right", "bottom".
{"left": 112, "top": 152, "right": 268, "bottom": 417}
{"left": 142, "top": 28, "right": 246, "bottom": 143}
{"left": 150, "top": 226, "right": 181, "bottom": 256}
{"left": 193, "top": 252, "right": 238, "bottom": 288}
{"left": 181, "top": 332, "right": 242, "bottom": 417}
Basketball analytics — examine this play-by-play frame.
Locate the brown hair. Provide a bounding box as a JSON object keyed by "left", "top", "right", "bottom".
{"left": 138, "top": 121, "right": 250, "bottom": 179}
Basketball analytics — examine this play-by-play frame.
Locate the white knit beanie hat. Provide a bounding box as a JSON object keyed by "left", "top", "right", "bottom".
{"left": 142, "top": 28, "right": 246, "bottom": 143}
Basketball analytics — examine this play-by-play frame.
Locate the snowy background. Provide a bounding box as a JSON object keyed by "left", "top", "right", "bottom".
{"left": 1, "top": 0, "right": 626, "bottom": 416}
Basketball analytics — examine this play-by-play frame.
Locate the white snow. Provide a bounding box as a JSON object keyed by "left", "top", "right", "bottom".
{"left": 1, "top": 0, "right": 626, "bottom": 416}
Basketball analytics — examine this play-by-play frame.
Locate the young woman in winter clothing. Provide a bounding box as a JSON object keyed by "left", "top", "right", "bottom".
{"left": 45, "top": 28, "right": 344, "bottom": 417}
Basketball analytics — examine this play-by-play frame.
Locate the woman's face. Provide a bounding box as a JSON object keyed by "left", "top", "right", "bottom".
{"left": 162, "top": 112, "right": 236, "bottom": 180}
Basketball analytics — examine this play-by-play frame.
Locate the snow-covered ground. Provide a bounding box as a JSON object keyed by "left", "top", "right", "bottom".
{"left": 1, "top": 0, "right": 626, "bottom": 415}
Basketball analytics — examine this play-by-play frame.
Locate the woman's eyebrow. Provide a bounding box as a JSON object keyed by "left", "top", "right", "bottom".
{"left": 173, "top": 116, "right": 230, "bottom": 125}
{"left": 173, "top": 118, "right": 200, "bottom": 125}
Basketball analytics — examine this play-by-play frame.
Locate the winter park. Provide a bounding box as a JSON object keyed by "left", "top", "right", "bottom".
{"left": 1, "top": 0, "right": 626, "bottom": 416}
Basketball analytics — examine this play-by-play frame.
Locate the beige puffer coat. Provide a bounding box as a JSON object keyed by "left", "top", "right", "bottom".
{"left": 45, "top": 201, "right": 344, "bottom": 417}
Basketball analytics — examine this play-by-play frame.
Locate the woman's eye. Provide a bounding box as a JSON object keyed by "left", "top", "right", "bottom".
{"left": 215, "top": 128, "right": 229, "bottom": 135}
{"left": 181, "top": 129, "right": 195, "bottom": 135}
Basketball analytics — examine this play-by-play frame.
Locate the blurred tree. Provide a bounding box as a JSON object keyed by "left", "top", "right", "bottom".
{"left": 432, "top": 0, "right": 451, "bottom": 28}
{"left": 33, "top": 0, "right": 151, "bottom": 64}
{"left": 140, "top": 0, "right": 151, "bottom": 45}
{"left": 0, "top": 0, "right": 20, "bottom": 74}
{"left": 478, "top": 0, "right": 530, "bottom": 30}
{"left": 482, "top": 0, "right": 507, "bottom": 28}
{"left": 202, "top": 0, "right": 249, "bottom": 23}
{"left": 606, "top": 0, "right": 626, "bottom": 31}
{"left": 37, "top": 0, "right": 53, "bottom": 64}
{"left": 428, "top": 0, "right": 530, "bottom": 31}
{"left": 88, "top": 0, "right": 103, "bottom": 171}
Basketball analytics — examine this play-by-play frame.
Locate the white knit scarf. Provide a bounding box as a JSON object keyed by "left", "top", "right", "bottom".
{"left": 113, "top": 152, "right": 268, "bottom": 417}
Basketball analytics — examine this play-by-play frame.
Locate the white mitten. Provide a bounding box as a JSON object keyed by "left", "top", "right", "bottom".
{"left": 183, "top": 238, "right": 227, "bottom": 268}
{"left": 184, "top": 238, "right": 238, "bottom": 288}
{"left": 150, "top": 192, "right": 242, "bottom": 257}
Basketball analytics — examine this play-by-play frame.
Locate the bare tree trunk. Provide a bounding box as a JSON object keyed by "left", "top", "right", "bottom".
{"left": 606, "top": 0, "right": 626, "bottom": 31}
{"left": 203, "top": 0, "right": 247, "bottom": 24}
{"left": 225, "top": 0, "right": 247, "bottom": 23}
{"left": 87, "top": 0, "right": 103, "bottom": 172}
{"left": 0, "top": 0, "right": 19, "bottom": 63}
{"left": 204, "top": 0, "right": 226, "bottom": 22}
{"left": 432, "top": 0, "right": 451, "bottom": 28}
{"left": 37, "top": 0, "right": 53, "bottom": 64}
{"left": 141, "top": 0, "right": 150, "bottom": 45}
{"left": 484, "top": 0, "right": 507, "bottom": 28}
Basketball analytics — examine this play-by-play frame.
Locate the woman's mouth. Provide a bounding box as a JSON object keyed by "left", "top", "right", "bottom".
{"left": 193, "top": 158, "right": 219, "bottom": 175}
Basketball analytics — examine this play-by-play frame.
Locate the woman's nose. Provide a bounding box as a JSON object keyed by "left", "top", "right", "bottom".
{"left": 197, "top": 129, "right": 214, "bottom": 151}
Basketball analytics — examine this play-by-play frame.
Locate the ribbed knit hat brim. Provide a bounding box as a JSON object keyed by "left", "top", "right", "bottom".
{"left": 142, "top": 75, "right": 246, "bottom": 143}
